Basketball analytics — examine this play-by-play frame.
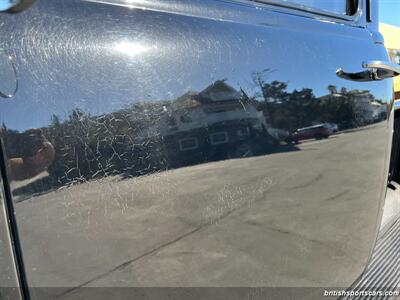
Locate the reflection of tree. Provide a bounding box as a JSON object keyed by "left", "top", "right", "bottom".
{"left": 327, "top": 85, "right": 337, "bottom": 95}
{"left": 318, "top": 87, "right": 356, "bottom": 129}
{"left": 42, "top": 104, "right": 170, "bottom": 186}
{"left": 251, "top": 71, "right": 374, "bottom": 131}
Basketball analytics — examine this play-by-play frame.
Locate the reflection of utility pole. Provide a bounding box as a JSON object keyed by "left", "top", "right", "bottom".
{"left": 8, "top": 129, "right": 55, "bottom": 181}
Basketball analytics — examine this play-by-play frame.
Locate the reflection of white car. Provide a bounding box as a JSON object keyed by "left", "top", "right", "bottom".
{"left": 324, "top": 122, "right": 338, "bottom": 133}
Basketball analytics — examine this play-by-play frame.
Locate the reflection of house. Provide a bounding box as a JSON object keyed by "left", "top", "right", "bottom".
{"left": 317, "top": 88, "right": 386, "bottom": 128}
{"left": 159, "top": 80, "right": 270, "bottom": 161}
{"left": 320, "top": 90, "right": 377, "bottom": 126}
{"left": 345, "top": 90, "right": 388, "bottom": 124}
{"left": 347, "top": 90, "right": 374, "bottom": 124}
{"left": 370, "top": 100, "right": 388, "bottom": 121}
{"left": 161, "top": 80, "right": 266, "bottom": 137}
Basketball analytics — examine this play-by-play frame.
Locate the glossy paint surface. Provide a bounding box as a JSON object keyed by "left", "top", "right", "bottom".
{"left": 0, "top": 49, "right": 18, "bottom": 98}
{"left": 0, "top": 0, "right": 394, "bottom": 298}
{"left": 0, "top": 176, "right": 22, "bottom": 300}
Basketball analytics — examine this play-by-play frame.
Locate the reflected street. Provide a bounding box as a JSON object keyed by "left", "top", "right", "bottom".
{"left": 12, "top": 122, "right": 387, "bottom": 299}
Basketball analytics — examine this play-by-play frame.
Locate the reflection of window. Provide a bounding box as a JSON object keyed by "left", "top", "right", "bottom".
{"left": 179, "top": 138, "right": 198, "bottom": 151}
{"left": 210, "top": 132, "right": 229, "bottom": 145}
{"left": 270, "top": 0, "right": 354, "bottom": 16}
{"left": 180, "top": 115, "right": 192, "bottom": 123}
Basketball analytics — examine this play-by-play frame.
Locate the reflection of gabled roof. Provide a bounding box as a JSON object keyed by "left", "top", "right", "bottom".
{"left": 171, "top": 91, "right": 201, "bottom": 111}
{"left": 198, "top": 80, "right": 242, "bottom": 102}
{"left": 169, "top": 81, "right": 245, "bottom": 112}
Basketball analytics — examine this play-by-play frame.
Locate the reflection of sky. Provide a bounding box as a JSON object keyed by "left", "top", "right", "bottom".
{"left": 0, "top": 0, "right": 18, "bottom": 11}
{"left": 0, "top": 0, "right": 393, "bottom": 131}
{"left": 113, "top": 41, "right": 157, "bottom": 57}
{"left": 380, "top": 0, "right": 400, "bottom": 27}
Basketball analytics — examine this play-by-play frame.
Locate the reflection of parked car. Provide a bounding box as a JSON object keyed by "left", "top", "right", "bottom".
{"left": 292, "top": 124, "right": 330, "bottom": 142}
{"left": 323, "top": 122, "right": 338, "bottom": 133}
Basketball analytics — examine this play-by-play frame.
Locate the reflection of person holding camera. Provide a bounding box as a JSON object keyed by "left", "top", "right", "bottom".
{"left": 8, "top": 129, "right": 55, "bottom": 181}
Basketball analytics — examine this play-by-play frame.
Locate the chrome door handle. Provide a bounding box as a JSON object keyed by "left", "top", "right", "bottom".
{"left": 337, "top": 60, "right": 400, "bottom": 82}
{"left": 363, "top": 60, "right": 400, "bottom": 79}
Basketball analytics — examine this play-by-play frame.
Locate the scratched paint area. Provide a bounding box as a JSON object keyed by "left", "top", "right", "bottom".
{"left": 9, "top": 123, "right": 386, "bottom": 293}
{"left": 0, "top": 0, "right": 393, "bottom": 298}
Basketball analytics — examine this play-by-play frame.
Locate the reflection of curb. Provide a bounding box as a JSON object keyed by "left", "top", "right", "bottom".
{"left": 11, "top": 171, "right": 49, "bottom": 190}
{"left": 335, "top": 123, "right": 384, "bottom": 135}
{"left": 12, "top": 171, "right": 54, "bottom": 203}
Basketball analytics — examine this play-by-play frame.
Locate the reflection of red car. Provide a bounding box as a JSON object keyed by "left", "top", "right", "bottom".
{"left": 292, "top": 124, "right": 330, "bottom": 143}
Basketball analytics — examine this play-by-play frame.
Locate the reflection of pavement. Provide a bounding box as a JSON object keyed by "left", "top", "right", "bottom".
{"left": 14, "top": 123, "right": 389, "bottom": 298}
